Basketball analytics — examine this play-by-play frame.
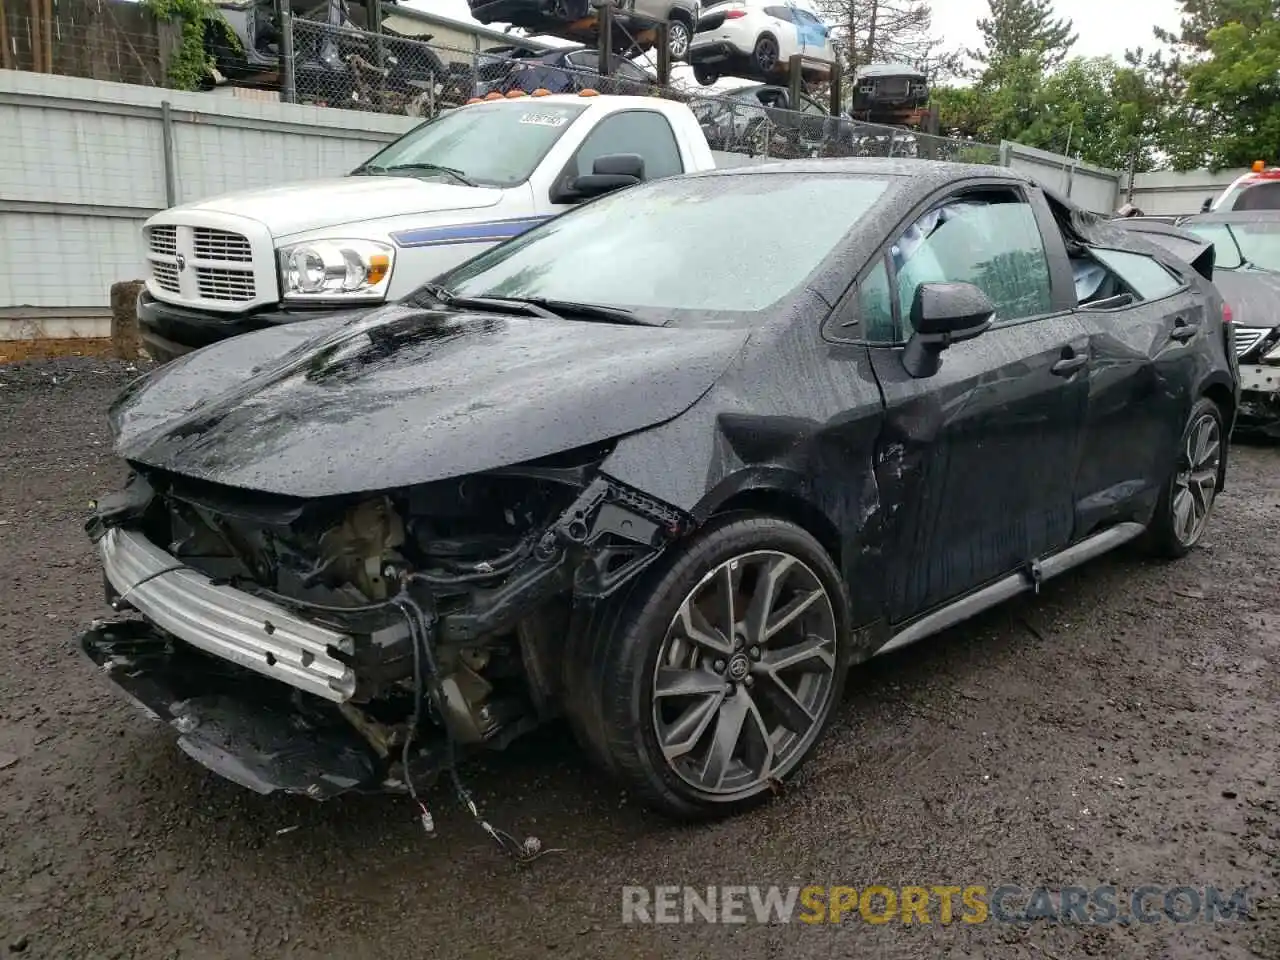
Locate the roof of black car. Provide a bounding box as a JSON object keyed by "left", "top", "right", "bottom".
{"left": 693, "top": 157, "right": 1019, "bottom": 182}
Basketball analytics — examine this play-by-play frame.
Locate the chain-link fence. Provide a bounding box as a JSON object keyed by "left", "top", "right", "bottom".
{"left": 282, "top": 21, "right": 1000, "bottom": 164}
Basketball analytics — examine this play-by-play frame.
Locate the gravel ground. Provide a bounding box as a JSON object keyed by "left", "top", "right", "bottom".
{"left": 1, "top": 356, "right": 1277, "bottom": 960}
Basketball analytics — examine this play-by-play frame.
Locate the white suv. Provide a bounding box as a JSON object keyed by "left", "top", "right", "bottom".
{"left": 688, "top": 0, "right": 832, "bottom": 86}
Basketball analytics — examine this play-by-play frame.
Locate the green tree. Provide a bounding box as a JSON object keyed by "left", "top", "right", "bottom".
{"left": 968, "top": 0, "right": 1078, "bottom": 71}
{"left": 1151, "top": 0, "right": 1280, "bottom": 169}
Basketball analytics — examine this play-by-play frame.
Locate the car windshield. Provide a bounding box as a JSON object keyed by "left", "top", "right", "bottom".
{"left": 352, "top": 102, "right": 588, "bottom": 187}
{"left": 1185, "top": 221, "right": 1280, "bottom": 272}
{"left": 431, "top": 172, "right": 892, "bottom": 321}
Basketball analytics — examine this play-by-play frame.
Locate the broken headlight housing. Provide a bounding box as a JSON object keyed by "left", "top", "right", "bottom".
{"left": 278, "top": 239, "right": 395, "bottom": 303}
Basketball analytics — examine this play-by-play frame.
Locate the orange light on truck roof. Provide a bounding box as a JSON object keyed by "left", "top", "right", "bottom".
{"left": 484, "top": 92, "right": 504, "bottom": 101}
{"left": 506, "top": 90, "right": 527, "bottom": 98}
{"left": 1253, "top": 160, "right": 1266, "bottom": 172}
{"left": 579, "top": 88, "right": 600, "bottom": 97}
{"left": 531, "top": 88, "right": 551, "bottom": 96}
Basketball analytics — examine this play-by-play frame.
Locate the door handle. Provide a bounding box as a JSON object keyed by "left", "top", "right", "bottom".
{"left": 1051, "top": 353, "right": 1088, "bottom": 377}
{"left": 1170, "top": 317, "right": 1201, "bottom": 342}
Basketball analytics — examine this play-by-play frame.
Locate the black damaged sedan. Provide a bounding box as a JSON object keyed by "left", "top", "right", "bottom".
{"left": 82, "top": 159, "right": 1239, "bottom": 821}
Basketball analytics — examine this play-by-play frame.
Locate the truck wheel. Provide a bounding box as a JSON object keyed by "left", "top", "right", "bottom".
{"left": 1147, "top": 396, "right": 1226, "bottom": 558}
{"left": 575, "top": 514, "right": 851, "bottom": 820}
{"left": 693, "top": 63, "right": 719, "bottom": 85}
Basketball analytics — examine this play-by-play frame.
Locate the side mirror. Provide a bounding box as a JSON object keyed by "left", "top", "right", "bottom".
{"left": 1200, "top": 197, "right": 1213, "bottom": 213}
{"left": 553, "top": 153, "right": 644, "bottom": 203}
{"left": 901, "top": 281, "right": 994, "bottom": 379}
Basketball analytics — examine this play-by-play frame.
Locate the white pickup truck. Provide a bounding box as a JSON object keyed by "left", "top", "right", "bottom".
{"left": 138, "top": 93, "right": 732, "bottom": 361}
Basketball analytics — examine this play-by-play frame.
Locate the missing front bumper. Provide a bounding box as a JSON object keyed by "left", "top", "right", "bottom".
{"left": 97, "top": 527, "right": 357, "bottom": 702}
{"left": 80, "top": 620, "right": 383, "bottom": 798}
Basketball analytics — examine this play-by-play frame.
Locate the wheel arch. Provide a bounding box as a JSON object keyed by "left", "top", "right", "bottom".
{"left": 695, "top": 473, "right": 843, "bottom": 570}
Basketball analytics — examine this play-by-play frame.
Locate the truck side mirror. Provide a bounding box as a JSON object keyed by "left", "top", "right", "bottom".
{"left": 901, "top": 281, "right": 994, "bottom": 379}
{"left": 1200, "top": 197, "right": 1213, "bottom": 213}
{"left": 553, "top": 153, "right": 645, "bottom": 203}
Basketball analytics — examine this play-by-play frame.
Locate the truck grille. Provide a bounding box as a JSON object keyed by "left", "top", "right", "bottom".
{"left": 195, "top": 267, "right": 256, "bottom": 302}
{"left": 148, "top": 225, "right": 178, "bottom": 257}
{"left": 145, "top": 223, "right": 262, "bottom": 308}
{"left": 1235, "top": 326, "right": 1269, "bottom": 357}
{"left": 193, "top": 228, "right": 253, "bottom": 263}
{"left": 150, "top": 260, "right": 181, "bottom": 294}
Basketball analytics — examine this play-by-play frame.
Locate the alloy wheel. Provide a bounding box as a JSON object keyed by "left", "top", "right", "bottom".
{"left": 754, "top": 36, "right": 779, "bottom": 72}
{"left": 650, "top": 550, "right": 838, "bottom": 797}
{"left": 1172, "top": 412, "right": 1221, "bottom": 547}
{"left": 669, "top": 21, "right": 691, "bottom": 59}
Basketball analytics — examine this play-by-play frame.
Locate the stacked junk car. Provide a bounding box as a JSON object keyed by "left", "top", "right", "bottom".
{"left": 81, "top": 156, "right": 1240, "bottom": 841}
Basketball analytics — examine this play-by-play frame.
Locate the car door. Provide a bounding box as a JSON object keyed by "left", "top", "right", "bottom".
{"left": 1069, "top": 243, "right": 1207, "bottom": 533}
{"left": 859, "top": 183, "right": 1090, "bottom": 622}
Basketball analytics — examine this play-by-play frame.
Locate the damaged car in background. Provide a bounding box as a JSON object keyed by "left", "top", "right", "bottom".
{"left": 1179, "top": 211, "right": 1280, "bottom": 437}
{"left": 81, "top": 160, "right": 1238, "bottom": 835}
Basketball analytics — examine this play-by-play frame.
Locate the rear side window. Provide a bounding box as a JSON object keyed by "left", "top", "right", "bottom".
{"left": 764, "top": 6, "right": 797, "bottom": 20}
{"left": 1089, "top": 248, "right": 1183, "bottom": 301}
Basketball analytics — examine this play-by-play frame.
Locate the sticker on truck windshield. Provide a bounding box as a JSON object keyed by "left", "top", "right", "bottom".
{"left": 520, "top": 112, "right": 570, "bottom": 127}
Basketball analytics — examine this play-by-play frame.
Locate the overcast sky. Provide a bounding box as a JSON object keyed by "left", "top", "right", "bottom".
{"left": 425, "top": 0, "right": 1184, "bottom": 61}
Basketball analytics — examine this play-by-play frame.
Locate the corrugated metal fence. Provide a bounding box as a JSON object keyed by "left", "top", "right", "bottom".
{"left": 0, "top": 69, "right": 418, "bottom": 339}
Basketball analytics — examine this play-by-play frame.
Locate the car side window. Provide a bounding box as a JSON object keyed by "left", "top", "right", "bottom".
{"left": 572, "top": 111, "right": 685, "bottom": 180}
{"left": 614, "top": 60, "right": 650, "bottom": 83}
{"left": 858, "top": 258, "right": 894, "bottom": 342}
{"left": 764, "top": 5, "right": 796, "bottom": 20}
{"left": 1086, "top": 248, "right": 1183, "bottom": 302}
{"left": 893, "top": 193, "right": 1053, "bottom": 337}
{"left": 565, "top": 51, "right": 599, "bottom": 71}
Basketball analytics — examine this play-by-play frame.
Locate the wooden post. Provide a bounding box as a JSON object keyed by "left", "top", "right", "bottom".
{"left": 110, "top": 280, "right": 145, "bottom": 361}
{"left": 28, "top": 0, "right": 43, "bottom": 72}
{"left": 40, "top": 0, "right": 49, "bottom": 73}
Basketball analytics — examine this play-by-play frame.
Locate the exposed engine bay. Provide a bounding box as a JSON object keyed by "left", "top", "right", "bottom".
{"left": 83, "top": 447, "right": 691, "bottom": 808}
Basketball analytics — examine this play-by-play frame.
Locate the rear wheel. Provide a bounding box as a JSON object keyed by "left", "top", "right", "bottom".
{"left": 693, "top": 62, "right": 720, "bottom": 85}
{"left": 573, "top": 514, "right": 851, "bottom": 820}
{"left": 667, "top": 16, "right": 692, "bottom": 60}
{"left": 752, "top": 33, "right": 780, "bottom": 73}
{"left": 1148, "top": 397, "right": 1225, "bottom": 557}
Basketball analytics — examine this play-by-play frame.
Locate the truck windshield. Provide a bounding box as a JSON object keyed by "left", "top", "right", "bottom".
{"left": 352, "top": 102, "right": 588, "bottom": 188}
{"left": 432, "top": 172, "right": 892, "bottom": 321}
{"left": 1185, "top": 221, "right": 1280, "bottom": 272}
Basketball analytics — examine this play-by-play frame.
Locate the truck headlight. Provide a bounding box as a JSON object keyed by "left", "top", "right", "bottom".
{"left": 278, "top": 239, "right": 394, "bottom": 302}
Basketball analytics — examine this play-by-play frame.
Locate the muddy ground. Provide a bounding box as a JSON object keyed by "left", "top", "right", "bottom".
{"left": 0, "top": 357, "right": 1277, "bottom": 960}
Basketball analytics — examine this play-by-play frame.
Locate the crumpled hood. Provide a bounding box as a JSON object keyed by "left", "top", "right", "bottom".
{"left": 111, "top": 306, "right": 751, "bottom": 498}
{"left": 1212, "top": 269, "right": 1280, "bottom": 331}
{"left": 179, "top": 177, "right": 503, "bottom": 238}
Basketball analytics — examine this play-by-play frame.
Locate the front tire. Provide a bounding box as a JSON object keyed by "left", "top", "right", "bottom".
{"left": 575, "top": 514, "right": 851, "bottom": 820}
{"left": 1148, "top": 397, "right": 1226, "bottom": 558}
{"left": 693, "top": 62, "right": 719, "bottom": 85}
